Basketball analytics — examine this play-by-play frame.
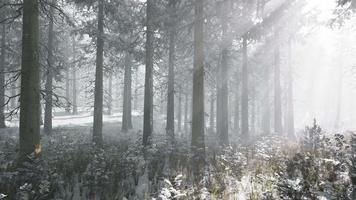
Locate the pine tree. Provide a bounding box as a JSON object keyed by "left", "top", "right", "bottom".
{"left": 143, "top": 0, "right": 154, "bottom": 146}
{"left": 19, "top": 0, "right": 41, "bottom": 157}
{"left": 93, "top": 0, "right": 104, "bottom": 146}
{"left": 191, "top": 0, "right": 205, "bottom": 183}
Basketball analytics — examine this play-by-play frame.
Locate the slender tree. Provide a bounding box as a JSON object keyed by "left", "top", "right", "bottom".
{"left": 65, "top": 66, "right": 70, "bottom": 113}
{"left": 262, "top": 66, "right": 271, "bottom": 134}
{"left": 93, "top": 0, "right": 104, "bottom": 146}
{"left": 274, "top": 34, "right": 283, "bottom": 134}
{"left": 166, "top": 0, "right": 176, "bottom": 141}
{"left": 177, "top": 89, "right": 182, "bottom": 133}
{"left": 122, "top": 52, "right": 133, "bottom": 132}
{"left": 184, "top": 93, "right": 188, "bottom": 133}
{"left": 143, "top": 0, "right": 154, "bottom": 146}
{"left": 19, "top": 0, "right": 41, "bottom": 157}
{"left": 191, "top": 0, "right": 205, "bottom": 183}
{"left": 72, "top": 36, "right": 78, "bottom": 115}
{"left": 108, "top": 72, "right": 113, "bottom": 115}
{"left": 216, "top": 0, "right": 230, "bottom": 146}
{"left": 209, "top": 91, "right": 215, "bottom": 133}
{"left": 286, "top": 37, "right": 295, "bottom": 138}
{"left": 241, "top": 35, "right": 249, "bottom": 137}
{"left": 251, "top": 81, "right": 256, "bottom": 134}
{"left": 233, "top": 77, "right": 239, "bottom": 133}
{"left": 0, "top": 24, "right": 6, "bottom": 128}
{"left": 44, "top": 2, "right": 55, "bottom": 135}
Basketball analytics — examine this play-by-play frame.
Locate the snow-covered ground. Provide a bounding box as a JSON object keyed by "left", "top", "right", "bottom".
{"left": 6, "top": 110, "right": 143, "bottom": 128}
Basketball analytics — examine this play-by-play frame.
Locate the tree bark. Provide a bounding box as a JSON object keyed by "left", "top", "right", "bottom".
{"left": 65, "top": 66, "right": 70, "bottom": 113}
{"left": 274, "top": 36, "right": 283, "bottom": 134}
{"left": 286, "top": 38, "right": 294, "bottom": 138}
{"left": 72, "top": 36, "right": 78, "bottom": 115}
{"left": 209, "top": 91, "right": 215, "bottom": 133}
{"left": 184, "top": 93, "right": 188, "bottom": 133}
{"left": 143, "top": 0, "right": 154, "bottom": 146}
{"left": 93, "top": 0, "right": 104, "bottom": 146}
{"left": 262, "top": 65, "right": 271, "bottom": 134}
{"left": 10, "top": 76, "right": 17, "bottom": 109}
{"left": 191, "top": 0, "right": 205, "bottom": 183}
{"left": 0, "top": 24, "right": 6, "bottom": 128}
{"left": 134, "top": 68, "right": 138, "bottom": 111}
{"left": 251, "top": 82, "right": 256, "bottom": 134}
{"left": 166, "top": 1, "right": 175, "bottom": 140}
{"left": 234, "top": 78, "right": 239, "bottom": 133}
{"left": 177, "top": 89, "right": 182, "bottom": 133}
{"left": 44, "top": 3, "right": 54, "bottom": 135}
{"left": 108, "top": 72, "right": 113, "bottom": 115}
{"left": 241, "top": 35, "right": 249, "bottom": 137}
{"left": 19, "top": 0, "right": 41, "bottom": 157}
{"left": 122, "top": 52, "right": 133, "bottom": 132}
{"left": 216, "top": 0, "right": 230, "bottom": 146}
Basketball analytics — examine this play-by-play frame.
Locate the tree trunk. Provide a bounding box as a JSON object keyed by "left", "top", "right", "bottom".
{"left": 234, "top": 79, "right": 239, "bottom": 133}
{"left": 241, "top": 35, "right": 249, "bottom": 137}
{"left": 143, "top": 0, "right": 154, "bottom": 146}
{"left": 216, "top": 0, "right": 229, "bottom": 146}
{"left": 10, "top": 76, "right": 17, "bottom": 109}
{"left": 191, "top": 0, "right": 205, "bottom": 183}
{"left": 19, "top": 0, "right": 41, "bottom": 157}
{"left": 286, "top": 38, "right": 295, "bottom": 138}
{"left": 209, "top": 91, "right": 215, "bottom": 133}
{"left": 166, "top": 2, "right": 175, "bottom": 140}
{"left": 177, "top": 89, "right": 182, "bottom": 133}
{"left": 108, "top": 72, "right": 113, "bottom": 115}
{"left": 262, "top": 66, "right": 271, "bottom": 134}
{"left": 251, "top": 82, "right": 256, "bottom": 134}
{"left": 72, "top": 36, "right": 78, "bottom": 115}
{"left": 93, "top": 0, "right": 104, "bottom": 146}
{"left": 274, "top": 36, "right": 283, "bottom": 134}
{"left": 0, "top": 24, "right": 6, "bottom": 128}
{"left": 122, "top": 52, "right": 133, "bottom": 132}
{"left": 184, "top": 93, "right": 188, "bottom": 133}
{"left": 134, "top": 68, "right": 138, "bottom": 111}
{"left": 44, "top": 3, "right": 54, "bottom": 135}
{"left": 65, "top": 66, "right": 70, "bottom": 113}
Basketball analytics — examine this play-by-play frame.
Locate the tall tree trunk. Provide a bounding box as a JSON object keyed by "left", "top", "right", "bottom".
{"left": 184, "top": 93, "right": 188, "bottom": 133}
{"left": 286, "top": 38, "right": 294, "bottom": 138}
{"left": 108, "top": 72, "right": 113, "bottom": 115}
{"left": 209, "top": 91, "right": 215, "bottom": 133}
{"left": 0, "top": 24, "right": 6, "bottom": 128}
{"left": 143, "top": 0, "right": 154, "bottom": 146}
{"left": 241, "top": 35, "right": 249, "bottom": 137}
{"left": 234, "top": 79, "right": 239, "bottom": 133}
{"left": 65, "top": 66, "right": 70, "bottom": 113}
{"left": 93, "top": 0, "right": 104, "bottom": 146}
{"left": 251, "top": 82, "right": 256, "bottom": 134}
{"left": 262, "top": 67, "right": 271, "bottom": 134}
{"left": 44, "top": 3, "right": 54, "bottom": 135}
{"left": 191, "top": 0, "right": 205, "bottom": 183}
{"left": 134, "top": 68, "right": 138, "bottom": 111}
{"left": 72, "top": 36, "right": 78, "bottom": 115}
{"left": 217, "top": 0, "right": 229, "bottom": 146}
{"left": 122, "top": 52, "right": 133, "bottom": 132}
{"left": 177, "top": 89, "right": 182, "bottom": 133}
{"left": 19, "top": 0, "right": 40, "bottom": 157}
{"left": 274, "top": 36, "right": 282, "bottom": 134}
{"left": 10, "top": 76, "right": 16, "bottom": 109}
{"left": 166, "top": 1, "right": 175, "bottom": 140}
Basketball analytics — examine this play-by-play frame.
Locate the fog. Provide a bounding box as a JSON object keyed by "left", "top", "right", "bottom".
{"left": 1, "top": 0, "right": 356, "bottom": 199}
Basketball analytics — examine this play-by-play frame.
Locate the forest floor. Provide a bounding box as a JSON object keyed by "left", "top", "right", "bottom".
{"left": 0, "top": 113, "right": 354, "bottom": 199}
